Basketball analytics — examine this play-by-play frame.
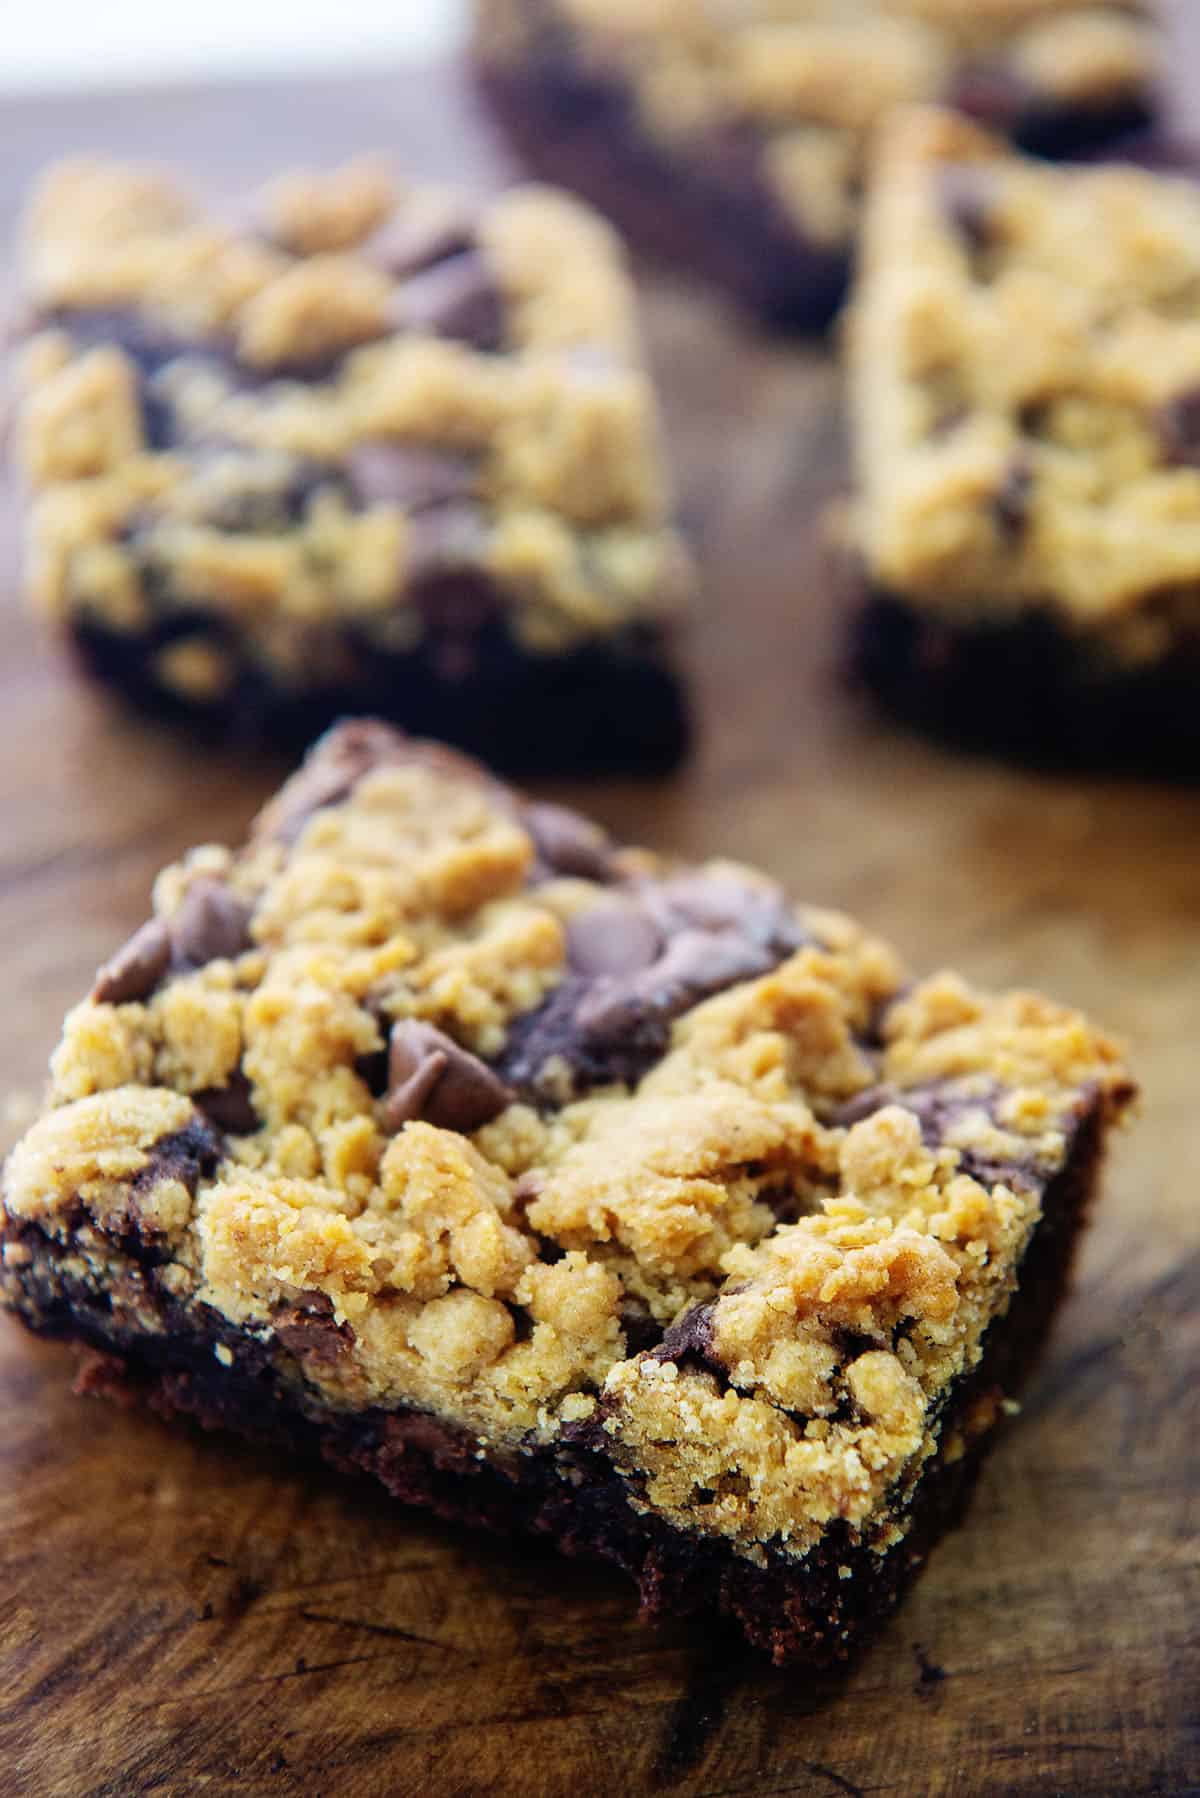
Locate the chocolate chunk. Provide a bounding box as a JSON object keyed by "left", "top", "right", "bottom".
{"left": 566, "top": 900, "right": 661, "bottom": 978}
{"left": 392, "top": 251, "right": 505, "bottom": 351}
{"left": 992, "top": 456, "right": 1033, "bottom": 541}
{"left": 384, "top": 1020, "right": 514, "bottom": 1134}
{"left": 348, "top": 443, "right": 479, "bottom": 512}
{"left": 171, "top": 879, "right": 254, "bottom": 971}
{"left": 193, "top": 1072, "right": 259, "bottom": 1135}
{"left": 92, "top": 917, "right": 172, "bottom": 1005}
{"left": 525, "top": 803, "right": 616, "bottom": 883}
{"left": 1157, "top": 389, "right": 1200, "bottom": 467}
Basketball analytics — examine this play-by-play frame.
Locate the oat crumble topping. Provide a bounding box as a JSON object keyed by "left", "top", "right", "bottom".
{"left": 16, "top": 157, "right": 689, "bottom": 684}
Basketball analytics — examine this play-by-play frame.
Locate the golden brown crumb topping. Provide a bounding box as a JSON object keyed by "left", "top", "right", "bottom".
{"left": 1, "top": 724, "right": 1133, "bottom": 1559}
{"left": 476, "top": 0, "right": 1158, "bottom": 249}
{"left": 847, "top": 106, "right": 1200, "bottom": 657}
{"left": 16, "top": 157, "right": 689, "bottom": 673}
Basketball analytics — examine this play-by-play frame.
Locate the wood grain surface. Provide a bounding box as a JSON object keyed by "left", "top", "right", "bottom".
{"left": 1, "top": 25, "right": 1199, "bottom": 1798}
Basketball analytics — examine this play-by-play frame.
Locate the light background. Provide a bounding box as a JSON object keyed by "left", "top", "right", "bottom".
{"left": 1, "top": 1, "right": 466, "bottom": 92}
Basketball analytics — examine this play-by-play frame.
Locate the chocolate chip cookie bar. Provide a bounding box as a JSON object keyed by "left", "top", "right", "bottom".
{"left": 846, "top": 107, "right": 1200, "bottom": 769}
{"left": 474, "top": 0, "right": 1159, "bottom": 330}
{"left": 15, "top": 159, "right": 691, "bottom": 772}
{"left": 0, "top": 721, "right": 1134, "bottom": 1664}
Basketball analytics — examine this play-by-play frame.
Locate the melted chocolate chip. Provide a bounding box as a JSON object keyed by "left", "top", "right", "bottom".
{"left": 392, "top": 251, "right": 505, "bottom": 351}
{"left": 193, "top": 1071, "right": 259, "bottom": 1135}
{"left": 273, "top": 1290, "right": 356, "bottom": 1366}
{"left": 566, "top": 900, "right": 661, "bottom": 978}
{"left": 525, "top": 803, "right": 616, "bottom": 883}
{"left": 131, "top": 1116, "right": 224, "bottom": 1207}
{"left": 348, "top": 443, "right": 479, "bottom": 512}
{"left": 496, "top": 870, "right": 809, "bottom": 1101}
{"left": 575, "top": 927, "right": 776, "bottom": 1045}
{"left": 832, "top": 1078, "right": 1039, "bottom": 1193}
{"left": 171, "top": 879, "right": 253, "bottom": 971}
{"left": 650, "top": 1301, "right": 720, "bottom": 1371}
{"left": 1157, "top": 389, "right": 1200, "bottom": 467}
{"left": 384, "top": 1020, "right": 514, "bottom": 1134}
{"left": 92, "top": 917, "right": 172, "bottom": 1005}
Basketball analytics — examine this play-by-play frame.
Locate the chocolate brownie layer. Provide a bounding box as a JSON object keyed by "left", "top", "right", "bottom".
{"left": 845, "top": 107, "right": 1200, "bottom": 768}
{"left": 475, "top": 0, "right": 1159, "bottom": 329}
{"left": 0, "top": 722, "right": 1135, "bottom": 1663}
{"left": 15, "top": 158, "right": 692, "bottom": 770}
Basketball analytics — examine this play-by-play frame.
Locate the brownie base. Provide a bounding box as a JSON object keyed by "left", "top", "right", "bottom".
{"left": 70, "top": 613, "right": 691, "bottom": 778}
{"left": 851, "top": 590, "right": 1200, "bottom": 778}
{"left": 1, "top": 1102, "right": 1105, "bottom": 1667}
{"left": 475, "top": 44, "right": 1154, "bottom": 333}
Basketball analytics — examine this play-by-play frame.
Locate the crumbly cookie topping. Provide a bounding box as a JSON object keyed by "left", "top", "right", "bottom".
{"left": 1, "top": 724, "right": 1133, "bottom": 1560}
{"left": 847, "top": 108, "right": 1200, "bottom": 656}
{"left": 17, "top": 158, "right": 688, "bottom": 682}
{"left": 476, "top": 0, "right": 1157, "bottom": 250}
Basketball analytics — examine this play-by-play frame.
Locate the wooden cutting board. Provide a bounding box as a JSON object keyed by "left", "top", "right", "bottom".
{"left": 0, "top": 28, "right": 1197, "bottom": 1798}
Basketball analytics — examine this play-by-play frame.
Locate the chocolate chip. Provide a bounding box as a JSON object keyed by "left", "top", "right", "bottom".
{"left": 950, "top": 63, "right": 1030, "bottom": 133}
{"left": 1157, "top": 389, "right": 1200, "bottom": 467}
{"left": 831, "top": 1083, "right": 903, "bottom": 1129}
{"left": 92, "top": 917, "right": 172, "bottom": 1005}
{"left": 348, "top": 442, "right": 479, "bottom": 512}
{"left": 392, "top": 251, "right": 505, "bottom": 351}
{"left": 366, "top": 205, "right": 476, "bottom": 280}
{"left": 992, "top": 456, "right": 1033, "bottom": 541}
{"left": 644, "top": 870, "right": 808, "bottom": 959}
{"left": 384, "top": 1020, "right": 514, "bottom": 1134}
{"left": 194, "top": 1071, "right": 259, "bottom": 1135}
{"left": 566, "top": 900, "right": 661, "bottom": 978}
{"left": 406, "top": 501, "right": 489, "bottom": 578}
{"left": 938, "top": 165, "right": 1000, "bottom": 256}
{"left": 131, "top": 1115, "right": 223, "bottom": 1205}
{"left": 171, "top": 879, "right": 254, "bottom": 971}
{"left": 525, "top": 803, "right": 616, "bottom": 883}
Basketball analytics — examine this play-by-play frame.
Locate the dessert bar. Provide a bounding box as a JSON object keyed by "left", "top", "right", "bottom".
{"left": 0, "top": 721, "right": 1134, "bottom": 1663}
{"left": 474, "top": 0, "right": 1160, "bottom": 329}
{"left": 846, "top": 106, "right": 1200, "bottom": 770}
{"left": 16, "top": 159, "right": 691, "bottom": 773}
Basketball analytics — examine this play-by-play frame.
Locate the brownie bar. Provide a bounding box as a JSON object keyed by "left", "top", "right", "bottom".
{"left": 0, "top": 721, "right": 1134, "bottom": 1664}
{"left": 845, "top": 107, "right": 1200, "bottom": 770}
{"left": 15, "top": 159, "right": 692, "bottom": 772}
{"left": 474, "top": 0, "right": 1160, "bottom": 330}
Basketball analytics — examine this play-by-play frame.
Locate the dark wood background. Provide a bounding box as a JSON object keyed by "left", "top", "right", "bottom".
{"left": 1, "top": 16, "right": 1198, "bottom": 1798}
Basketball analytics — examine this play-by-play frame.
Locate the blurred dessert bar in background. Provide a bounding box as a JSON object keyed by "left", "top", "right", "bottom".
{"left": 846, "top": 104, "right": 1200, "bottom": 771}
{"left": 15, "top": 157, "right": 692, "bottom": 773}
{"left": 473, "top": 0, "right": 1161, "bottom": 330}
